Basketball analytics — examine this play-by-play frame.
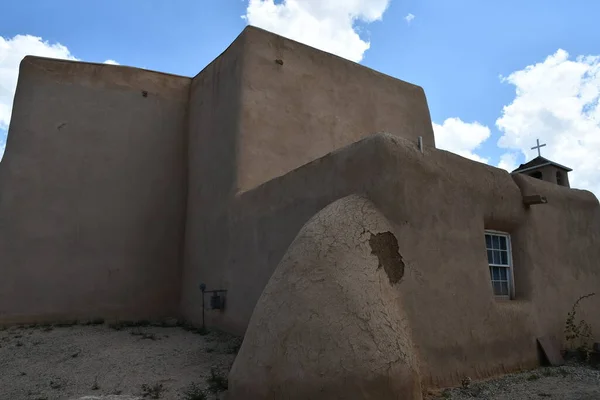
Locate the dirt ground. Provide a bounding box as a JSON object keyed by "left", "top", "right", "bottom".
{"left": 0, "top": 321, "right": 240, "bottom": 400}
{"left": 2, "top": 322, "right": 599, "bottom": 400}
{"left": 428, "top": 362, "right": 600, "bottom": 400}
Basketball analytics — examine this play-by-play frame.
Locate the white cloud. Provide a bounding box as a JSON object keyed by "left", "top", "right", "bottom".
{"left": 103, "top": 59, "right": 119, "bottom": 65}
{"left": 0, "top": 35, "right": 76, "bottom": 131}
{"left": 404, "top": 13, "right": 415, "bottom": 24}
{"left": 0, "top": 34, "right": 118, "bottom": 160}
{"left": 497, "top": 152, "right": 519, "bottom": 172}
{"left": 433, "top": 117, "right": 491, "bottom": 163}
{"left": 243, "top": 0, "right": 391, "bottom": 62}
{"left": 496, "top": 49, "right": 600, "bottom": 195}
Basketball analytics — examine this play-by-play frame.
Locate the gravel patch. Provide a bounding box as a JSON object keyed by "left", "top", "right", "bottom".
{"left": 5, "top": 323, "right": 598, "bottom": 400}
{"left": 427, "top": 362, "right": 600, "bottom": 400}
{"left": 0, "top": 322, "right": 240, "bottom": 400}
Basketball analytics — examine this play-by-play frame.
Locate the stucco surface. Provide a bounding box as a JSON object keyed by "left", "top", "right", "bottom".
{"left": 510, "top": 174, "right": 599, "bottom": 335}
{"left": 226, "top": 133, "right": 600, "bottom": 395}
{"left": 236, "top": 26, "right": 435, "bottom": 192}
{"left": 0, "top": 26, "right": 436, "bottom": 328}
{"left": 0, "top": 57, "right": 190, "bottom": 323}
{"left": 179, "top": 26, "right": 436, "bottom": 330}
{"left": 178, "top": 32, "right": 246, "bottom": 329}
{"left": 228, "top": 195, "right": 422, "bottom": 399}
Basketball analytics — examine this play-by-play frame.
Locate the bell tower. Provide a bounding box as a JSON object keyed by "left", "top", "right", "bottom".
{"left": 511, "top": 139, "right": 572, "bottom": 188}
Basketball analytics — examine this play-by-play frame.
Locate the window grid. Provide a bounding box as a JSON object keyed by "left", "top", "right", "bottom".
{"left": 485, "top": 231, "right": 512, "bottom": 298}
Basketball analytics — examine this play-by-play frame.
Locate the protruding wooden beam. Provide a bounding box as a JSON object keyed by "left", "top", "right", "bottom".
{"left": 523, "top": 194, "right": 547, "bottom": 207}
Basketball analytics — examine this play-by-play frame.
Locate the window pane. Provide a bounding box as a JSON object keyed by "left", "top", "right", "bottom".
{"left": 493, "top": 281, "right": 502, "bottom": 295}
{"left": 494, "top": 250, "right": 504, "bottom": 265}
{"left": 499, "top": 267, "right": 508, "bottom": 280}
{"left": 492, "top": 236, "right": 500, "bottom": 249}
{"left": 486, "top": 233, "right": 513, "bottom": 298}
{"left": 491, "top": 267, "right": 500, "bottom": 280}
{"left": 499, "top": 236, "right": 507, "bottom": 250}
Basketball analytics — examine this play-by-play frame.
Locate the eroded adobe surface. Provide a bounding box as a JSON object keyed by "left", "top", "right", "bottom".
{"left": 228, "top": 195, "right": 421, "bottom": 399}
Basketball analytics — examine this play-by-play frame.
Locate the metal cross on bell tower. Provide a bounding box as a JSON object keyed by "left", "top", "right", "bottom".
{"left": 531, "top": 138, "right": 546, "bottom": 157}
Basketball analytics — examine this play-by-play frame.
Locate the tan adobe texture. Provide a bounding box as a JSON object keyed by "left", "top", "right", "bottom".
{"left": 228, "top": 133, "right": 600, "bottom": 398}
{"left": 1, "top": 26, "right": 599, "bottom": 399}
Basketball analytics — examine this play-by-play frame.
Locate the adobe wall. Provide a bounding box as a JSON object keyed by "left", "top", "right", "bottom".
{"left": 217, "top": 134, "right": 600, "bottom": 395}
{"left": 510, "top": 174, "right": 599, "bottom": 335}
{"left": 179, "top": 26, "right": 437, "bottom": 326}
{"left": 0, "top": 26, "right": 436, "bottom": 329}
{"left": 179, "top": 32, "right": 246, "bottom": 323}
{"left": 216, "top": 137, "right": 391, "bottom": 333}
{"left": 0, "top": 57, "right": 190, "bottom": 324}
{"left": 229, "top": 195, "right": 424, "bottom": 400}
{"left": 235, "top": 26, "right": 436, "bottom": 192}
{"left": 365, "top": 137, "right": 600, "bottom": 388}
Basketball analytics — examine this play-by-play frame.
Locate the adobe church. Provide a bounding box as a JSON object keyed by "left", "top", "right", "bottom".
{"left": 0, "top": 26, "right": 598, "bottom": 399}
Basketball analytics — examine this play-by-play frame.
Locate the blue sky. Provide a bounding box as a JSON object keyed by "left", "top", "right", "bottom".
{"left": 1, "top": 0, "right": 599, "bottom": 194}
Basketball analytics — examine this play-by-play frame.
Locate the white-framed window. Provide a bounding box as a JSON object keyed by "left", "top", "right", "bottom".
{"left": 484, "top": 230, "right": 514, "bottom": 299}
